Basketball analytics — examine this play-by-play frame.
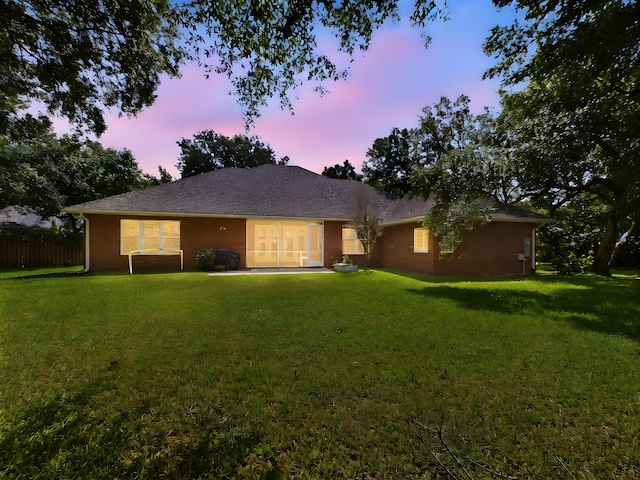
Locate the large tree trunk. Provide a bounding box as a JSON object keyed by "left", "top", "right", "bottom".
{"left": 591, "top": 211, "right": 619, "bottom": 276}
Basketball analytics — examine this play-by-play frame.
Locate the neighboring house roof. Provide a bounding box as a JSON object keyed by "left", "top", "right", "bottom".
{"left": 0, "top": 206, "right": 58, "bottom": 230}
{"left": 64, "top": 164, "right": 551, "bottom": 225}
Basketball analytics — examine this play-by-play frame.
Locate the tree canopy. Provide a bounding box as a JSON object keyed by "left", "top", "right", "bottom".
{"left": 0, "top": 114, "right": 156, "bottom": 233}
{"left": 1, "top": 0, "right": 448, "bottom": 131}
{"left": 485, "top": 0, "right": 640, "bottom": 275}
{"left": 322, "top": 160, "right": 362, "bottom": 181}
{"left": 411, "top": 95, "right": 511, "bottom": 196}
{"left": 362, "top": 128, "right": 417, "bottom": 197}
{"left": 363, "top": 86, "right": 639, "bottom": 273}
{"left": 176, "top": 130, "right": 288, "bottom": 178}
{"left": 411, "top": 96, "right": 518, "bottom": 253}
{"left": 1, "top": 0, "right": 184, "bottom": 135}
{"left": 174, "top": 0, "right": 446, "bottom": 124}
{"left": 362, "top": 0, "right": 639, "bottom": 273}
{"left": 497, "top": 82, "right": 639, "bottom": 275}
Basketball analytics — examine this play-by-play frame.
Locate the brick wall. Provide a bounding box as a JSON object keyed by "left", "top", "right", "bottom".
{"left": 183, "top": 217, "right": 246, "bottom": 270}
{"left": 86, "top": 215, "right": 247, "bottom": 272}
{"left": 84, "top": 214, "right": 537, "bottom": 276}
{"left": 378, "top": 221, "right": 537, "bottom": 276}
{"left": 86, "top": 215, "right": 347, "bottom": 273}
{"left": 323, "top": 221, "right": 344, "bottom": 268}
{"left": 378, "top": 222, "right": 435, "bottom": 274}
{"left": 432, "top": 221, "right": 537, "bottom": 276}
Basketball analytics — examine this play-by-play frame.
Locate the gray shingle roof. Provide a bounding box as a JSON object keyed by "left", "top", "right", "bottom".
{"left": 382, "top": 196, "right": 436, "bottom": 225}
{"left": 64, "top": 164, "right": 403, "bottom": 221}
{"left": 64, "top": 164, "right": 552, "bottom": 225}
{"left": 489, "top": 205, "right": 555, "bottom": 223}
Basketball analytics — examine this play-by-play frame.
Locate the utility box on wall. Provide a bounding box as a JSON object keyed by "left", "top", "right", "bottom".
{"left": 523, "top": 238, "right": 531, "bottom": 257}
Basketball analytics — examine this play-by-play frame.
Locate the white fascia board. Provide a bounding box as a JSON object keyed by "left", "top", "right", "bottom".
{"left": 63, "top": 209, "right": 246, "bottom": 218}
{"left": 380, "top": 215, "right": 554, "bottom": 228}
{"left": 380, "top": 217, "right": 425, "bottom": 227}
{"left": 63, "top": 209, "right": 350, "bottom": 223}
{"left": 246, "top": 217, "right": 350, "bottom": 223}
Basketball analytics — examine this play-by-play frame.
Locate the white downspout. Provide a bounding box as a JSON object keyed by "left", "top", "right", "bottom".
{"left": 79, "top": 214, "right": 90, "bottom": 272}
{"left": 531, "top": 226, "right": 536, "bottom": 274}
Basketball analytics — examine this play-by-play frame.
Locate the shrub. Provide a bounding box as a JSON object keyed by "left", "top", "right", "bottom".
{"left": 551, "top": 251, "right": 593, "bottom": 275}
{"left": 195, "top": 248, "right": 215, "bottom": 271}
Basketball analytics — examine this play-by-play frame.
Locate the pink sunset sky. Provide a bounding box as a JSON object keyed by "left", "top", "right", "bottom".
{"left": 80, "top": 0, "right": 518, "bottom": 178}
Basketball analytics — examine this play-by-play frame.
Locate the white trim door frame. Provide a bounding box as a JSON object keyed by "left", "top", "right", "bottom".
{"left": 246, "top": 220, "right": 324, "bottom": 268}
{"left": 307, "top": 223, "right": 324, "bottom": 267}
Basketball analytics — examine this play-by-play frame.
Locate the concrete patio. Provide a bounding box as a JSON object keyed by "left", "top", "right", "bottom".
{"left": 207, "top": 267, "right": 334, "bottom": 276}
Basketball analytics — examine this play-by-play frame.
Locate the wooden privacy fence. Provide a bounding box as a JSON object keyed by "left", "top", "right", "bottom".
{"left": 0, "top": 238, "right": 83, "bottom": 269}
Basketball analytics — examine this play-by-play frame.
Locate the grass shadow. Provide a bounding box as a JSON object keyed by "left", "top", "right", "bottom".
{"left": 2, "top": 268, "right": 194, "bottom": 281}
{"left": 406, "top": 275, "right": 640, "bottom": 343}
{"left": 0, "top": 373, "right": 282, "bottom": 479}
{"left": 4, "top": 271, "right": 87, "bottom": 280}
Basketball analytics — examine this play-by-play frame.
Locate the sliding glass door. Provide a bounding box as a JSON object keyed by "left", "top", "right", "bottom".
{"left": 246, "top": 220, "right": 324, "bottom": 267}
{"left": 308, "top": 223, "right": 323, "bottom": 266}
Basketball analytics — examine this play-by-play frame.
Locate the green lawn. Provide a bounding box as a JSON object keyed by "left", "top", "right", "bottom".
{"left": 1, "top": 267, "right": 639, "bottom": 479}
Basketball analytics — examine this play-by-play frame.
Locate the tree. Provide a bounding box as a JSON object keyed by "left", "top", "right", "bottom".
{"left": 360, "top": 96, "right": 513, "bottom": 254}
{"left": 400, "top": 2, "right": 639, "bottom": 273}
{"left": 175, "top": 1, "right": 447, "bottom": 124}
{"left": 322, "top": 160, "right": 362, "bottom": 181}
{"left": 1, "top": 0, "right": 184, "bottom": 135}
{"left": 0, "top": 114, "right": 154, "bottom": 233}
{"left": 363, "top": 128, "right": 418, "bottom": 196}
{"left": 351, "top": 184, "right": 383, "bottom": 269}
{"left": 176, "top": 130, "right": 288, "bottom": 178}
{"left": 485, "top": 0, "right": 640, "bottom": 275}
{"left": 533, "top": 193, "right": 608, "bottom": 274}
{"left": 496, "top": 85, "right": 639, "bottom": 275}
{"left": 1, "top": 1, "right": 450, "bottom": 132}
{"left": 410, "top": 96, "right": 519, "bottom": 253}
{"left": 157, "top": 166, "right": 174, "bottom": 184}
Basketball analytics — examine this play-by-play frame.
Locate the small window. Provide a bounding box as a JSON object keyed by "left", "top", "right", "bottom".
{"left": 414, "top": 228, "right": 429, "bottom": 253}
{"left": 121, "top": 220, "right": 180, "bottom": 255}
{"left": 342, "top": 227, "right": 364, "bottom": 255}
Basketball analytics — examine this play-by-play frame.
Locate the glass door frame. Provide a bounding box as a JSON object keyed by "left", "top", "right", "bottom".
{"left": 306, "top": 223, "right": 324, "bottom": 267}
{"left": 246, "top": 219, "right": 324, "bottom": 268}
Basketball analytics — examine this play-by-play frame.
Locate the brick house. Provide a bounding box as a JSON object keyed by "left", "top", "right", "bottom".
{"left": 64, "top": 164, "right": 551, "bottom": 275}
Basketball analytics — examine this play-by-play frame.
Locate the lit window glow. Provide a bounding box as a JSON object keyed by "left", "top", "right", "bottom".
{"left": 342, "top": 227, "right": 364, "bottom": 255}
{"left": 121, "top": 220, "right": 180, "bottom": 255}
{"left": 414, "top": 228, "right": 429, "bottom": 253}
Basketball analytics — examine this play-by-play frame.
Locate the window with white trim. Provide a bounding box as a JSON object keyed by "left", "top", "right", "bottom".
{"left": 414, "top": 228, "right": 429, "bottom": 253}
{"left": 120, "top": 220, "right": 180, "bottom": 255}
{"left": 342, "top": 227, "right": 364, "bottom": 255}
